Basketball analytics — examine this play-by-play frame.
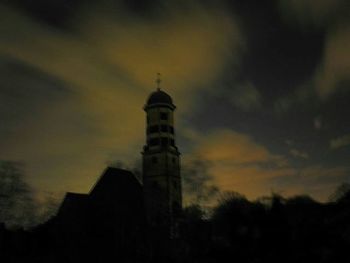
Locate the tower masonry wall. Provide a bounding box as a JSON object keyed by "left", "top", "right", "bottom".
{"left": 142, "top": 90, "right": 182, "bottom": 236}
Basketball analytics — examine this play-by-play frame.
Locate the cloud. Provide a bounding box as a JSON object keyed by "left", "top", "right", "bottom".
{"left": 186, "top": 128, "right": 348, "bottom": 201}
{"left": 1, "top": 1, "right": 346, "bottom": 204}
{"left": 193, "top": 129, "right": 286, "bottom": 165}
{"left": 289, "top": 149, "right": 309, "bottom": 159}
{"left": 273, "top": 80, "right": 316, "bottom": 115}
{"left": 270, "top": 165, "right": 350, "bottom": 201}
{"left": 330, "top": 134, "right": 350, "bottom": 149}
{"left": 186, "top": 129, "right": 292, "bottom": 199}
{"left": 278, "top": 0, "right": 350, "bottom": 98}
{"left": 313, "top": 116, "right": 322, "bottom": 130}
{"left": 314, "top": 23, "right": 350, "bottom": 97}
{"left": 0, "top": 2, "right": 243, "bottom": 195}
{"left": 278, "top": 0, "right": 347, "bottom": 28}
{"left": 227, "top": 82, "right": 262, "bottom": 112}
{"left": 78, "top": 1, "right": 244, "bottom": 98}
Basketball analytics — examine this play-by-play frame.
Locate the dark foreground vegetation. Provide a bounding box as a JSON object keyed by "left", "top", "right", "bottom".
{"left": 1, "top": 185, "right": 350, "bottom": 263}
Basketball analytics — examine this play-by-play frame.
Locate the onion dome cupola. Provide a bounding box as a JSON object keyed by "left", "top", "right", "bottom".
{"left": 144, "top": 89, "right": 176, "bottom": 111}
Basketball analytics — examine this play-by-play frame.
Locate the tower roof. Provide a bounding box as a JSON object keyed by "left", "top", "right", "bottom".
{"left": 145, "top": 89, "right": 176, "bottom": 110}
{"left": 147, "top": 89, "right": 173, "bottom": 104}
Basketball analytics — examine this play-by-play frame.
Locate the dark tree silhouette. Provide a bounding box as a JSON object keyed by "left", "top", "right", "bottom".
{"left": 0, "top": 161, "right": 60, "bottom": 229}
{"left": 182, "top": 157, "right": 219, "bottom": 206}
{"left": 1, "top": 165, "right": 350, "bottom": 263}
{"left": 0, "top": 161, "right": 36, "bottom": 228}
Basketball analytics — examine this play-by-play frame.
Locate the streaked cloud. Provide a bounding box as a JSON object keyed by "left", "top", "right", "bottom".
{"left": 0, "top": 1, "right": 348, "bottom": 204}
{"left": 278, "top": 0, "right": 350, "bottom": 98}
{"left": 0, "top": 2, "right": 243, "bottom": 195}
{"left": 330, "top": 134, "right": 350, "bottom": 149}
{"left": 314, "top": 116, "right": 322, "bottom": 130}
{"left": 77, "top": 1, "right": 244, "bottom": 100}
{"left": 270, "top": 165, "right": 350, "bottom": 201}
{"left": 278, "top": 0, "right": 347, "bottom": 28}
{"left": 314, "top": 23, "right": 350, "bottom": 98}
{"left": 192, "top": 129, "right": 286, "bottom": 165}
{"left": 227, "top": 82, "right": 262, "bottom": 112}
{"left": 289, "top": 149, "right": 309, "bottom": 159}
{"left": 186, "top": 129, "right": 292, "bottom": 199}
{"left": 185, "top": 128, "right": 347, "bottom": 201}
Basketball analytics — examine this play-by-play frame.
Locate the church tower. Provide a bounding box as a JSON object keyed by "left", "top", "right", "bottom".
{"left": 142, "top": 75, "right": 182, "bottom": 236}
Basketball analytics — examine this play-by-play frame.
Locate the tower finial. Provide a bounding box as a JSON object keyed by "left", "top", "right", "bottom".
{"left": 156, "top": 73, "right": 161, "bottom": 91}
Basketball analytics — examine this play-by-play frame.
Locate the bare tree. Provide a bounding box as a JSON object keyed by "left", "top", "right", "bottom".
{"left": 182, "top": 157, "right": 219, "bottom": 207}
{"left": 0, "top": 161, "right": 36, "bottom": 228}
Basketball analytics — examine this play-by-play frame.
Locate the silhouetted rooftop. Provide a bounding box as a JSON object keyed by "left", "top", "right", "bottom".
{"left": 89, "top": 167, "right": 142, "bottom": 198}
{"left": 57, "top": 192, "right": 88, "bottom": 218}
{"left": 145, "top": 89, "right": 175, "bottom": 109}
{"left": 56, "top": 167, "right": 144, "bottom": 227}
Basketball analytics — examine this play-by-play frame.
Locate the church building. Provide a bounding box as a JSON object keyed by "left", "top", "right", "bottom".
{"left": 55, "top": 77, "right": 182, "bottom": 242}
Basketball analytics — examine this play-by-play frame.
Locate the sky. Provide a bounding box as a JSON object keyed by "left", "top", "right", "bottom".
{"left": 0, "top": 0, "right": 349, "bottom": 202}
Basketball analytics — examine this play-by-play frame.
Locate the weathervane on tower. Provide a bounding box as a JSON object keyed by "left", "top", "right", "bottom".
{"left": 156, "top": 73, "right": 161, "bottom": 91}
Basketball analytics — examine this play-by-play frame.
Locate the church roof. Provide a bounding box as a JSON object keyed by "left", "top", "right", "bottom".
{"left": 89, "top": 167, "right": 142, "bottom": 197}
{"left": 56, "top": 192, "right": 88, "bottom": 218}
{"left": 56, "top": 167, "right": 144, "bottom": 224}
{"left": 145, "top": 89, "right": 175, "bottom": 110}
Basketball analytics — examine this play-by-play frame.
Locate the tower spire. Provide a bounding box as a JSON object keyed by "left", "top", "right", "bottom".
{"left": 156, "top": 73, "right": 161, "bottom": 91}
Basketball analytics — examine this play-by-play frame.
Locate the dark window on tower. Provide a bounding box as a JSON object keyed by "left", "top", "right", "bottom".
{"left": 149, "top": 125, "right": 159, "bottom": 133}
{"left": 170, "top": 139, "right": 175, "bottom": 146}
{"left": 172, "top": 157, "right": 176, "bottom": 164}
{"left": 161, "top": 137, "right": 168, "bottom": 147}
{"left": 152, "top": 156, "right": 158, "bottom": 164}
{"left": 169, "top": 126, "right": 174, "bottom": 134}
{"left": 149, "top": 138, "right": 160, "bottom": 146}
{"left": 161, "top": 125, "right": 168, "bottom": 132}
{"left": 147, "top": 116, "right": 150, "bottom": 124}
{"left": 160, "top": 112, "right": 168, "bottom": 120}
